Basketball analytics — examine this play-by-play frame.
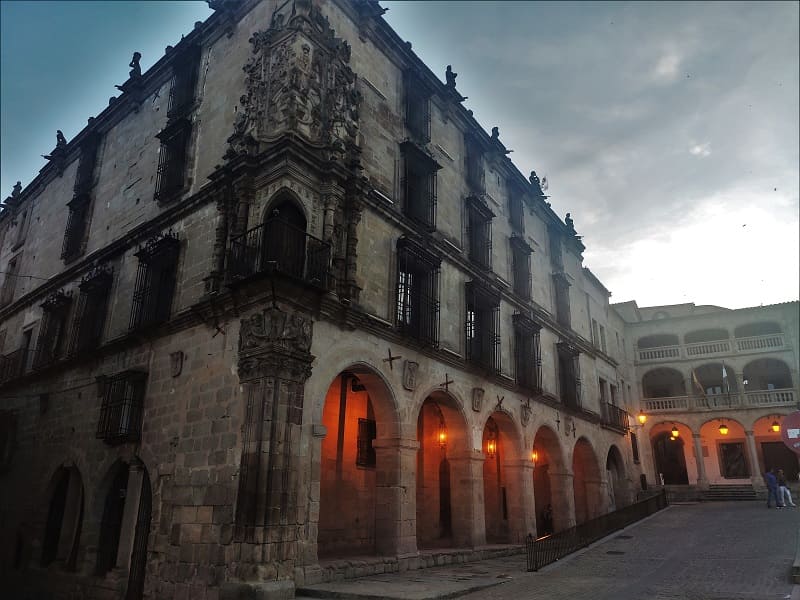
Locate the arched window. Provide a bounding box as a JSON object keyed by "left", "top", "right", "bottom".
{"left": 41, "top": 466, "right": 84, "bottom": 569}
{"left": 262, "top": 197, "right": 307, "bottom": 279}
{"left": 96, "top": 462, "right": 129, "bottom": 575}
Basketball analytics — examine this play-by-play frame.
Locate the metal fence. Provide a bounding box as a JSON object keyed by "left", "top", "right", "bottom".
{"left": 526, "top": 489, "right": 668, "bottom": 571}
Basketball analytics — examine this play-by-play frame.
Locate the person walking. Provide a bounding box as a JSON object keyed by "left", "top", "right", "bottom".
{"left": 766, "top": 468, "right": 783, "bottom": 508}
{"left": 778, "top": 469, "right": 796, "bottom": 507}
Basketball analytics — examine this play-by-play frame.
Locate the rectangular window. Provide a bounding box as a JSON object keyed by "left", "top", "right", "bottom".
{"left": 33, "top": 291, "right": 72, "bottom": 369}
{"left": 405, "top": 71, "right": 431, "bottom": 143}
{"left": 592, "top": 319, "right": 599, "bottom": 347}
{"left": 599, "top": 378, "right": 607, "bottom": 404}
{"left": 96, "top": 371, "right": 147, "bottom": 444}
{"left": 509, "top": 193, "right": 524, "bottom": 234}
{"left": 154, "top": 120, "right": 191, "bottom": 203}
{"left": 61, "top": 194, "right": 91, "bottom": 262}
{"left": 130, "top": 232, "right": 180, "bottom": 331}
{"left": 630, "top": 432, "right": 640, "bottom": 464}
{"left": 557, "top": 342, "right": 581, "bottom": 408}
{"left": 600, "top": 325, "right": 607, "bottom": 353}
{"left": 167, "top": 45, "right": 201, "bottom": 119}
{"left": 400, "top": 141, "right": 439, "bottom": 230}
{"left": 553, "top": 273, "right": 571, "bottom": 328}
{"left": 12, "top": 208, "right": 29, "bottom": 250}
{"left": 548, "top": 227, "right": 563, "bottom": 270}
{"left": 0, "top": 255, "right": 20, "bottom": 306}
{"left": 356, "top": 418, "right": 377, "bottom": 468}
{"left": 466, "top": 281, "right": 501, "bottom": 373}
{"left": 467, "top": 196, "right": 494, "bottom": 269}
{"left": 510, "top": 234, "right": 532, "bottom": 300}
{"left": 396, "top": 237, "right": 440, "bottom": 346}
{"left": 466, "top": 134, "right": 484, "bottom": 193}
{"left": 69, "top": 265, "right": 113, "bottom": 355}
{"left": 513, "top": 314, "right": 541, "bottom": 392}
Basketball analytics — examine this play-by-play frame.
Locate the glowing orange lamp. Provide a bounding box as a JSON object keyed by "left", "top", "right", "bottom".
{"left": 771, "top": 420, "right": 780, "bottom": 433}
{"left": 671, "top": 425, "right": 679, "bottom": 438}
{"left": 637, "top": 410, "right": 647, "bottom": 426}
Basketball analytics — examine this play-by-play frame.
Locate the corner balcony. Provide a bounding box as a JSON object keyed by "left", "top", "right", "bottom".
{"left": 642, "top": 388, "right": 796, "bottom": 413}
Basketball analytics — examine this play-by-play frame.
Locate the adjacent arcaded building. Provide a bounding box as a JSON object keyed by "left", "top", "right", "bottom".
{"left": 0, "top": 1, "right": 793, "bottom": 599}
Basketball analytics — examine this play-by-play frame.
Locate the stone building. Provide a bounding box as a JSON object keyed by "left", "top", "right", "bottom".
{"left": 0, "top": 0, "right": 791, "bottom": 599}
{"left": 614, "top": 300, "right": 799, "bottom": 495}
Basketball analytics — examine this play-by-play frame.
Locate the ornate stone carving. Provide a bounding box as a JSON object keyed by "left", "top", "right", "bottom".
{"left": 239, "top": 306, "right": 313, "bottom": 355}
{"left": 472, "top": 387, "right": 484, "bottom": 412}
{"left": 521, "top": 400, "right": 532, "bottom": 427}
{"left": 227, "top": 1, "right": 361, "bottom": 163}
{"left": 170, "top": 351, "right": 184, "bottom": 377}
{"left": 402, "top": 360, "right": 418, "bottom": 391}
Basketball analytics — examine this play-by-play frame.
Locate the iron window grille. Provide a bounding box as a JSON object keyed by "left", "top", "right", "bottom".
{"left": 405, "top": 71, "right": 431, "bottom": 143}
{"left": 513, "top": 313, "right": 542, "bottom": 393}
{"left": 73, "top": 132, "right": 100, "bottom": 197}
{"left": 96, "top": 371, "right": 147, "bottom": 444}
{"left": 510, "top": 234, "right": 532, "bottom": 300}
{"left": 68, "top": 265, "right": 113, "bottom": 355}
{"left": 33, "top": 290, "right": 72, "bottom": 369}
{"left": 557, "top": 342, "right": 581, "bottom": 409}
{"left": 0, "top": 255, "right": 20, "bottom": 307}
{"left": 467, "top": 195, "right": 494, "bottom": 269}
{"left": 154, "top": 119, "right": 191, "bottom": 203}
{"left": 167, "top": 45, "right": 201, "bottom": 120}
{"left": 465, "top": 281, "right": 501, "bottom": 373}
{"left": 129, "top": 231, "right": 180, "bottom": 331}
{"left": 465, "top": 134, "right": 485, "bottom": 193}
{"left": 396, "top": 237, "right": 441, "bottom": 347}
{"left": 400, "top": 141, "right": 439, "bottom": 230}
{"left": 356, "top": 418, "right": 377, "bottom": 468}
{"left": 553, "top": 272, "right": 571, "bottom": 328}
{"left": 61, "top": 194, "right": 91, "bottom": 261}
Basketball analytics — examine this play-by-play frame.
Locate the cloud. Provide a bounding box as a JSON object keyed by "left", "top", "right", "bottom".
{"left": 652, "top": 50, "right": 683, "bottom": 83}
{"left": 689, "top": 143, "right": 711, "bottom": 157}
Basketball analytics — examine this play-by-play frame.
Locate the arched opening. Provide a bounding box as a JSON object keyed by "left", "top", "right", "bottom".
{"left": 572, "top": 438, "right": 602, "bottom": 524}
{"left": 651, "top": 427, "right": 689, "bottom": 485}
{"left": 126, "top": 466, "right": 152, "bottom": 600}
{"left": 605, "top": 445, "right": 627, "bottom": 511}
{"left": 743, "top": 358, "right": 793, "bottom": 391}
{"left": 642, "top": 368, "right": 685, "bottom": 398}
{"left": 637, "top": 334, "right": 678, "bottom": 348}
{"left": 734, "top": 322, "right": 782, "bottom": 338}
{"left": 754, "top": 415, "right": 798, "bottom": 481}
{"left": 415, "top": 391, "right": 469, "bottom": 549}
{"left": 481, "top": 412, "right": 524, "bottom": 544}
{"left": 96, "top": 461, "right": 130, "bottom": 575}
{"left": 532, "top": 426, "right": 566, "bottom": 535}
{"left": 699, "top": 419, "right": 748, "bottom": 481}
{"left": 693, "top": 362, "right": 739, "bottom": 398}
{"left": 684, "top": 328, "right": 729, "bottom": 344}
{"left": 318, "top": 367, "right": 398, "bottom": 558}
{"left": 263, "top": 195, "right": 307, "bottom": 279}
{"left": 40, "top": 465, "right": 84, "bottom": 570}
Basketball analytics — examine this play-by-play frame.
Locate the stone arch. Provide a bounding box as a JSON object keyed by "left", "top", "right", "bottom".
{"left": 642, "top": 367, "right": 685, "bottom": 398}
{"left": 605, "top": 444, "right": 628, "bottom": 511}
{"left": 637, "top": 333, "right": 678, "bottom": 348}
{"left": 532, "top": 425, "right": 569, "bottom": 534}
{"left": 261, "top": 186, "right": 309, "bottom": 226}
{"left": 699, "top": 417, "right": 750, "bottom": 481}
{"left": 415, "top": 388, "right": 471, "bottom": 549}
{"left": 743, "top": 358, "right": 793, "bottom": 390}
{"left": 753, "top": 414, "right": 798, "bottom": 480}
{"left": 260, "top": 188, "right": 308, "bottom": 278}
{"left": 317, "top": 363, "right": 402, "bottom": 558}
{"left": 734, "top": 321, "right": 782, "bottom": 338}
{"left": 413, "top": 385, "right": 471, "bottom": 454}
{"left": 650, "top": 422, "right": 691, "bottom": 485}
{"left": 40, "top": 465, "right": 84, "bottom": 570}
{"left": 693, "top": 362, "right": 739, "bottom": 396}
{"left": 572, "top": 437, "right": 603, "bottom": 524}
{"left": 684, "top": 328, "right": 729, "bottom": 343}
{"left": 95, "top": 459, "right": 130, "bottom": 576}
{"left": 481, "top": 410, "right": 526, "bottom": 544}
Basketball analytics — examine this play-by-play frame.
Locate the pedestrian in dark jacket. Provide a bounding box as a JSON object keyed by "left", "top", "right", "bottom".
{"left": 766, "top": 468, "right": 783, "bottom": 508}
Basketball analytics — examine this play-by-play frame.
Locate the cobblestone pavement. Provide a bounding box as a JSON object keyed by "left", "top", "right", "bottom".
{"left": 299, "top": 502, "right": 798, "bottom": 600}
{"left": 460, "top": 502, "right": 798, "bottom": 600}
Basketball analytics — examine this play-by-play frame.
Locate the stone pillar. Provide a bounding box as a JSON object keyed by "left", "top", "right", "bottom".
{"left": 692, "top": 433, "right": 709, "bottom": 489}
{"left": 547, "top": 469, "right": 576, "bottom": 532}
{"left": 503, "top": 460, "right": 536, "bottom": 542}
{"left": 115, "top": 462, "right": 144, "bottom": 570}
{"left": 736, "top": 374, "right": 748, "bottom": 406}
{"left": 447, "top": 451, "right": 486, "bottom": 548}
{"left": 684, "top": 375, "right": 694, "bottom": 408}
{"left": 745, "top": 430, "right": 762, "bottom": 487}
{"left": 585, "top": 477, "right": 606, "bottom": 519}
{"left": 692, "top": 433, "right": 709, "bottom": 487}
{"left": 373, "top": 436, "right": 420, "bottom": 556}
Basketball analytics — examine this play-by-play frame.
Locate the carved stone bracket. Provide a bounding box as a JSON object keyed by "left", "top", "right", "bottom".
{"left": 238, "top": 305, "right": 314, "bottom": 382}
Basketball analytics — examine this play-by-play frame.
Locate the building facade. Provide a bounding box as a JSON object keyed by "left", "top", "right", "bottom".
{"left": 0, "top": 1, "right": 794, "bottom": 599}
{"left": 614, "top": 300, "right": 799, "bottom": 493}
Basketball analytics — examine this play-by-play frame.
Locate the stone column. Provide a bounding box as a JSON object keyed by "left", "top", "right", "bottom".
{"left": 585, "top": 476, "right": 606, "bottom": 519}
{"left": 373, "top": 436, "right": 420, "bottom": 556}
{"left": 115, "top": 462, "right": 144, "bottom": 570}
{"left": 736, "top": 374, "right": 748, "bottom": 407}
{"left": 447, "top": 450, "right": 486, "bottom": 548}
{"left": 745, "top": 430, "right": 762, "bottom": 487}
{"left": 503, "top": 459, "right": 536, "bottom": 542}
{"left": 684, "top": 375, "right": 695, "bottom": 408}
{"left": 692, "top": 433, "right": 709, "bottom": 489}
{"left": 547, "top": 469, "right": 576, "bottom": 532}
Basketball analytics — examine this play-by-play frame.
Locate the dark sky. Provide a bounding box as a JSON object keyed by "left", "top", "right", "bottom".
{"left": 2, "top": 1, "right": 798, "bottom": 308}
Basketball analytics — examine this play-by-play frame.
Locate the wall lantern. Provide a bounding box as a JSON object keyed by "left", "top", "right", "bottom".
{"left": 637, "top": 410, "right": 647, "bottom": 426}
{"left": 718, "top": 422, "right": 729, "bottom": 436}
{"left": 771, "top": 420, "right": 780, "bottom": 433}
{"left": 437, "top": 418, "right": 448, "bottom": 449}
{"left": 531, "top": 449, "right": 539, "bottom": 464}
{"left": 671, "top": 425, "right": 680, "bottom": 438}
{"left": 487, "top": 432, "right": 497, "bottom": 459}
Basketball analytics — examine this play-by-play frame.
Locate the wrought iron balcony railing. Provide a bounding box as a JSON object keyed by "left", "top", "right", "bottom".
{"left": 228, "top": 218, "right": 331, "bottom": 289}
{"left": 601, "top": 402, "right": 630, "bottom": 433}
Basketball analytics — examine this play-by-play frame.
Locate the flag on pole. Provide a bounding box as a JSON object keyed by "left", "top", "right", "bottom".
{"left": 722, "top": 362, "right": 730, "bottom": 397}
{"left": 691, "top": 368, "right": 707, "bottom": 401}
